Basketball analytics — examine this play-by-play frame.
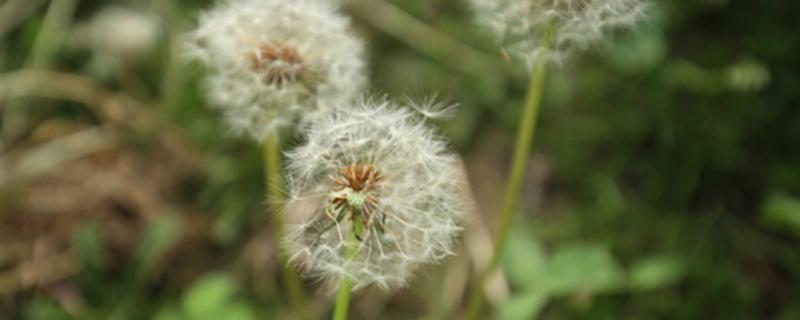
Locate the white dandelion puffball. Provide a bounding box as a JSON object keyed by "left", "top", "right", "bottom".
{"left": 282, "top": 98, "right": 465, "bottom": 291}
{"left": 185, "top": 0, "right": 366, "bottom": 140}
{"left": 471, "top": 0, "right": 648, "bottom": 67}
{"left": 88, "top": 6, "right": 160, "bottom": 60}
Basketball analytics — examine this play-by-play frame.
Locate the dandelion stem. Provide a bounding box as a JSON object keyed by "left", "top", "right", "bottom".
{"left": 264, "top": 134, "right": 311, "bottom": 320}
{"left": 332, "top": 219, "right": 360, "bottom": 320}
{"left": 333, "top": 273, "right": 352, "bottom": 320}
{"left": 464, "top": 35, "right": 551, "bottom": 320}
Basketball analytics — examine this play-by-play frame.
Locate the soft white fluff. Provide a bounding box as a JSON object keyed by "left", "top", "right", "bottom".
{"left": 282, "top": 97, "right": 464, "bottom": 291}
{"left": 88, "top": 6, "right": 160, "bottom": 60}
{"left": 471, "top": 0, "right": 649, "bottom": 67}
{"left": 185, "top": 0, "right": 366, "bottom": 140}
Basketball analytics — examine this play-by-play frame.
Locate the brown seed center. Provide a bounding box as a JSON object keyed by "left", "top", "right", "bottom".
{"left": 249, "top": 44, "right": 305, "bottom": 85}
{"left": 335, "top": 163, "right": 383, "bottom": 193}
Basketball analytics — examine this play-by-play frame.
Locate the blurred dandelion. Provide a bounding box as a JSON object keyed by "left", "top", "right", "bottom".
{"left": 471, "top": 0, "right": 649, "bottom": 67}
{"left": 84, "top": 6, "right": 160, "bottom": 62}
{"left": 282, "top": 97, "right": 465, "bottom": 291}
{"left": 184, "top": 0, "right": 366, "bottom": 140}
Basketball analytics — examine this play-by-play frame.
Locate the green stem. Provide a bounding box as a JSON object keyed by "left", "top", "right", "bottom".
{"left": 464, "top": 53, "right": 550, "bottom": 320}
{"left": 333, "top": 276, "right": 352, "bottom": 320}
{"left": 332, "top": 254, "right": 353, "bottom": 320}
{"left": 332, "top": 216, "right": 361, "bottom": 320}
{"left": 29, "top": 0, "right": 78, "bottom": 68}
{"left": 264, "top": 134, "right": 311, "bottom": 320}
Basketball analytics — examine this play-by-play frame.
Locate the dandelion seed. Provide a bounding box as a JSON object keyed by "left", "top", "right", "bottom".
{"left": 471, "top": 0, "right": 649, "bottom": 67}
{"left": 282, "top": 97, "right": 465, "bottom": 291}
{"left": 184, "top": 0, "right": 366, "bottom": 140}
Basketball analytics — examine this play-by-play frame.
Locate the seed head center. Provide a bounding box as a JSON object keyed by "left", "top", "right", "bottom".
{"left": 331, "top": 163, "right": 383, "bottom": 212}
{"left": 337, "top": 163, "right": 382, "bottom": 193}
{"left": 323, "top": 163, "right": 385, "bottom": 241}
{"left": 249, "top": 43, "right": 305, "bottom": 85}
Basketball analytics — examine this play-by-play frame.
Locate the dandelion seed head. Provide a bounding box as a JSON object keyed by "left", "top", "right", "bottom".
{"left": 184, "top": 0, "right": 366, "bottom": 140}
{"left": 87, "top": 6, "right": 160, "bottom": 60}
{"left": 282, "top": 97, "right": 465, "bottom": 291}
{"left": 471, "top": 0, "right": 649, "bottom": 67}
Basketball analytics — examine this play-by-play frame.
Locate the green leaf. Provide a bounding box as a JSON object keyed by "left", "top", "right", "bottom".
{"left": 223, "top": 302, "right": 256, "bottom": 320}
{"left": 761, "top": 193, "right": 800, "bottom": 234}
{"left": 24, "top": 297, "right": 70, "bottom": 320}
{"left": 182, "top": 273, "right": 238, "bottom": 320}
{"left": 501, "top": 228, "right": 547, "bottom": 289}
{"left": 135, "top": 213, "right": 180, "bottom": 268}
{"left": 153, "top": 305, "right": 185, "bottom": 320}
{"left": 498, "top": 292, "right": 547, "bottom": 320}
{"left": 541, "top": 244, "right": 625, "bottom": 295}
{"left": 628, "top": 254, "right": 686, "bottom": 291}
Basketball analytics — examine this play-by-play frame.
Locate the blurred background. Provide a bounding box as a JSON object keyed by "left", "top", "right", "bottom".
{"left": 1, "top": 0, "right": 799, "bottom": 319}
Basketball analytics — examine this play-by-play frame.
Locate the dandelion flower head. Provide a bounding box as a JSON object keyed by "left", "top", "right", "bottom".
{"left": 282, "top": 97, "right": 465, "bottom": 291}
{"left": 471, "top": 0, "right": 649, "bottom": 67}
{"left": 185, "top": 0, "right": 366, "bottom": 140}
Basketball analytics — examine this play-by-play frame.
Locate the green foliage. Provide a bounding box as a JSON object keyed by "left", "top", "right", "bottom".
{"left": 761, "top": 193, "right": 800, "bottom": 234}
{"left": 627, "top": 254, "right": 686, "bottom": 291}
{"left": 153, "top": 273, "right": 256, "bottom": 320}
{"left": 499, "top": 292, "right": 548, "bottom": 320}
{"left": 24, "top": 298, "right": 71, "bottom": 320}
{"left": 502, "top": 228, "right": 687, "bottom": 318}
{"left": 135, "top": 214, "right": 180, "bottom": 265}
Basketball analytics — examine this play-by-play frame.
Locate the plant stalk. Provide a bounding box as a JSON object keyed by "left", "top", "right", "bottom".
{"left": 464, "top": 55, "right": 550, "bottom": 320}
{"left": 2, "top": 0, "right": 78, "bottom": 143}
{"left": 333, "top": 276, "right": 352, "bottom": 320}
{"left": 264, "top": 134, "right": 311, "bottom": 320}
{"left": 332, "top": 221, "right": 362, "bottom": 320}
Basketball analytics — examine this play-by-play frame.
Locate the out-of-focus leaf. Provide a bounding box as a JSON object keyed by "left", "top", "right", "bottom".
{"left": 503, "top": 241, "right": 625, "bottom": 317}
{"left": 628, "top": 254, "right": 686, "bottom": 291}
{"left": 182, "top": 273, "right": 237, "bottom": 320}
{"left": 724, "top": 58, "right": 771, "bottom": 92}
{"left": 223, "top": 302, "right": 256, "bottom": 320}
{"left": 161, "top": 281, "right": 254, "bottom": 320}
{"left": 497, "top": 292, "right": 547, "bottom": 320}
{"left": 502, "top": 227, "right": 547, "bottom": 289}
{"left": 24, "top": 297, "right": 71, "bottom": 320}
{"left": 542, "top": 244, "right": 625, "bottom": 295}
{"left": 153, "top": 305, "right": 184, "bottom": 320}
{"left": 761, "top": 193, "right": 800, "bottom": 234}
{"left": 135, "top": 213, "right": 180, "bottom": 262}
